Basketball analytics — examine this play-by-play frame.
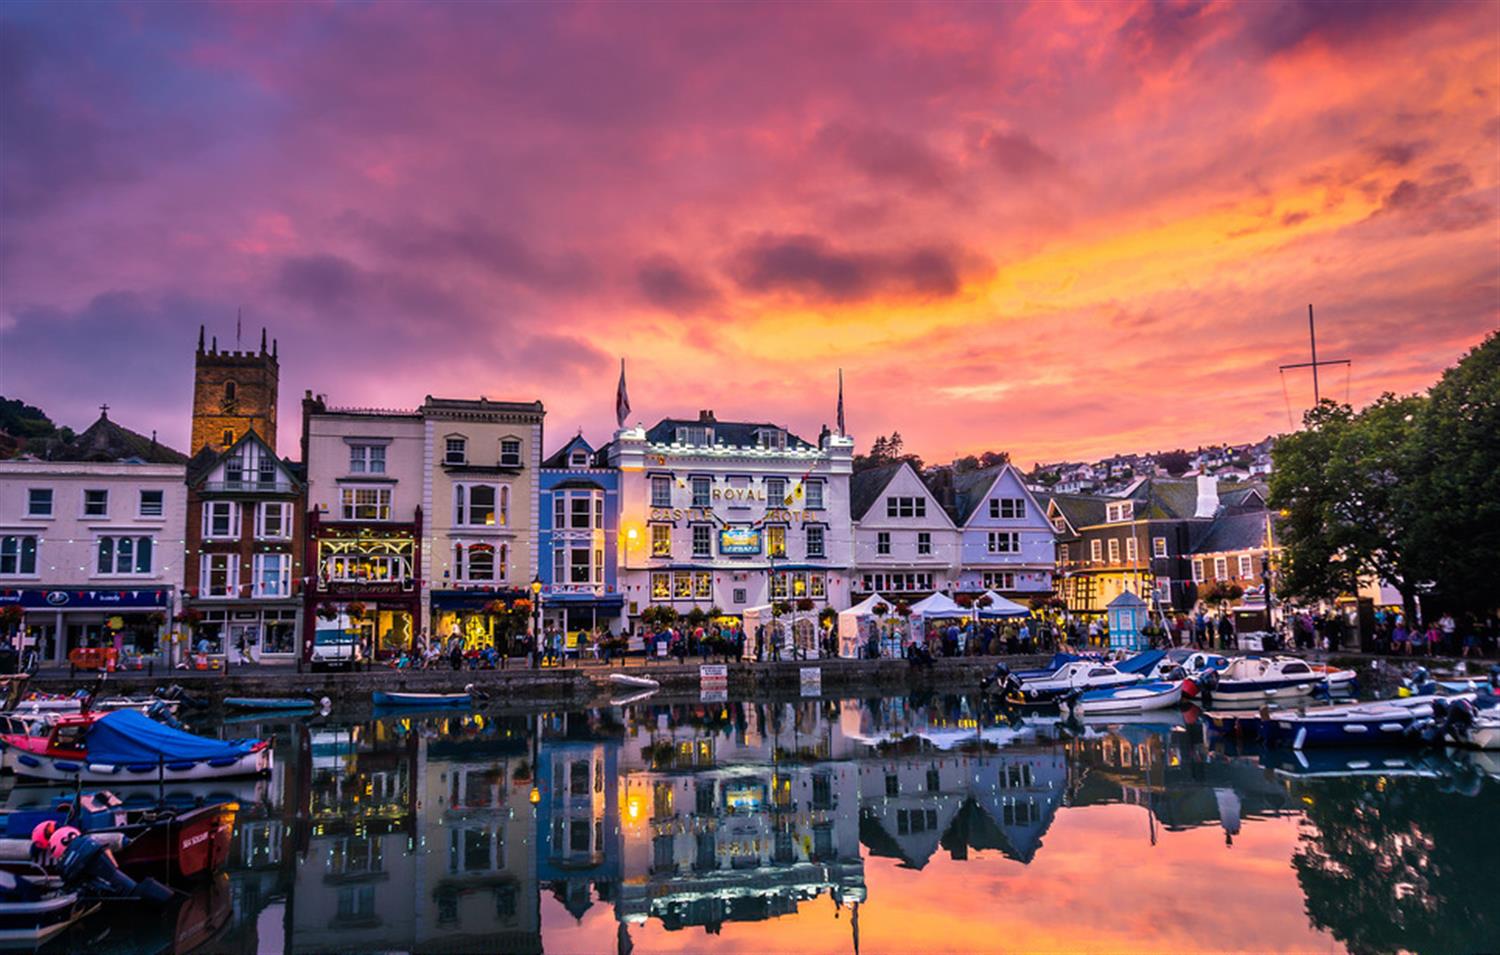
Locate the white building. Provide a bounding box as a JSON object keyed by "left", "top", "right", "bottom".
{"left": 610, "top": 409, "right": 853, "bottom": 626}
{"left": 849, "top": 461, "right": 960, "bottom": 601}
{"left": 0, "top": 411, "right": 188, "bottom": 663}
{"left": 939, "top": 464, "right": 1056, "bottom": 598}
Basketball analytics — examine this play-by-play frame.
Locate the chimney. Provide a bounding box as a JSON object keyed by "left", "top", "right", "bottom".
{"left": 698, "top": 410, "right": 715, "bottom": 423}
{"left": 1195, "top": 474, "right": 1218, "bottom": 518}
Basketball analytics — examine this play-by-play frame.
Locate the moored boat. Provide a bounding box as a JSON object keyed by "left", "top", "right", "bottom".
{"left": 223, "top": 697, "right": 319, "bottom": 713}
{"left": 0, "top": 872, "right": 96, "bottom": 950}
{"left": 607, "top": 673, "right": 660, "bottom": 690}
{"left": 1060, "top": 680, "right": 1184, "bottom": 717}
{"left": 371, "top": 690, "right": 474, "bottom": 708}
{"left": 0, "top": 711, "right": 271, "bottom": 784}
{"left": 999, "top": 661, "right": 1142, "bottom": 706}
{"left": 1201, "top": 656, "right": 1324, "bottom": 706}
{"left": 1266, "top": 703, "right": 1426, "bottom": 749}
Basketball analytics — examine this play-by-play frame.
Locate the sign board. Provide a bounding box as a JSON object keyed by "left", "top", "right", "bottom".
{"left": 700, "top": 664, "right": 728, "bottom": 693}
{"left": 800, "top": 666, "right": 822, "bottom": 698}
{"left": 718, "top": 526, "right": 762, "bottom": 556}
{"left": 656, "top": 641, "right": 669, "bottom": 658}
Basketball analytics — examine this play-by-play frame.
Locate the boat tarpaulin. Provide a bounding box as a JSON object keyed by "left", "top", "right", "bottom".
{"left": 1115, "top": 649, "right": 1167, "bottom": 675}
{"left": 85, "top": 710, "right": 259, "bottom": 764}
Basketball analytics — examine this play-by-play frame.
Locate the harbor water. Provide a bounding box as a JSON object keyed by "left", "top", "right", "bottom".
{"left": 7, "top": 693, "right": 1497, "bottom": 954}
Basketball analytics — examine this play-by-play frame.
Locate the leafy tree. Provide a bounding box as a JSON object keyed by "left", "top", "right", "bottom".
{"left": 1156, "top": 449, "right": 1192, "bottom": 476}
{"left": 1404, "top": 333, "right": 1500, "bottom": 614}
{"left": 979, "top": 450, "right": 1010, "bottom": 468}
{"left": 1270, "top": 396, "right": 1424, "bottom": 618}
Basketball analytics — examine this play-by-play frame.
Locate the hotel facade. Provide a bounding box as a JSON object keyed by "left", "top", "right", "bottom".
{"left": 610, "top": 411, "right": 854, "bottom": 624}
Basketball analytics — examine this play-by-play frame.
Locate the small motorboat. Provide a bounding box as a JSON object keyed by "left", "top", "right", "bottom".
{"left": 1060, "top": 680, "right": 1184, "bottom": 718}
{"left": 1199, "top": 656, "right": 1325, "bottom": 706}
{"left": 1149, "top": 650, "right": 1229, "bottom": 686}
{"left": 371, "top": 690, "right": 474, "bottom": 708}
{"left": 223, "top": 697, "right": 320, "bottom": 713}
{"left": 0, "top": 711, "right": 271, "bottom": 784}
{"left": 607, "top": 673, "right": 660, "bottom": 690}
{"left": 997, "top": 661, "right": 1142, "bottom": 706}
{"left": 1266, "top": 702, "right": 1427, "bottom": 749}
{"left": 1307, "top": 664, "right": 1358, "bottom": 693}
{"left": 0, "top": 871, "right": 96, "bottom": 948}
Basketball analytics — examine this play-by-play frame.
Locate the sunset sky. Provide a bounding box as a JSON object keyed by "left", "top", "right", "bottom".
{"left": 2, "top": 1, "right": 1496, "bottom": 465}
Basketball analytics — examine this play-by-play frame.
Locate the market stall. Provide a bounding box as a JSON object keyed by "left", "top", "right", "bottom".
{"left": 908, "top": 592, "right": 968, "bottom": 648}
{"left": 837, "top": 593, "right": 893, "bottom": 659}
{"left": 975, "top": 591, "right": 1031, "bottom": 618}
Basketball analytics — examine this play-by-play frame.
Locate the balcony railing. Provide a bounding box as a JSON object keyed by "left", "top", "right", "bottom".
{"left": 203, "top": 479, "right": 294, "bottom": 493}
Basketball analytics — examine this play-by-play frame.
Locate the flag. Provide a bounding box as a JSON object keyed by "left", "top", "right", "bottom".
{"left": 615, "top": 358, "right": 631, "bottom": 428}
{"left": 836, "top": 368, "right": 845, "bottom": 435}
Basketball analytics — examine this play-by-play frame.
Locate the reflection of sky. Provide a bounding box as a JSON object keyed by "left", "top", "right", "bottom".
{"left": 541, "top": 806, "right": 1339, "bottom": 954}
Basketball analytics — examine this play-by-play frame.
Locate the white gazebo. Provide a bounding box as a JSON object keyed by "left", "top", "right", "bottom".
{"left": 908, "top": 592, "right": 968, "bottom": 640}
{"left": 837, "top": 593, "right": 893, "bottom": 658}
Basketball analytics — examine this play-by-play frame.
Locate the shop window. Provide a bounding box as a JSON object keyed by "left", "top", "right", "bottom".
{"left": 693, "top": 572, "right": 712, "bottom": 599}
{"left": 97, "top": 536, "right": 152, "bottom": 575}
{"left": 0, "top": 535, "right": 38, "bottom": 576}
{"left": 263, "top": 611, "right": 298, "bottom": 654}
{"left": 138, "top": 490, "right": 164, "bottom": 518}
{"left": 83, "top": 489, "right": 108, "bottom": 517}
{"left": 650, "top": 572, "right": 670, "bottom": 600}
{"left": 810, "top": 573, "right": 826, "bottom": 598}
{"left": 26, "top": 489, "right": 53, "bottom": 517}
{"left": 673, "top": 572, "right": 693, "bottom": 599}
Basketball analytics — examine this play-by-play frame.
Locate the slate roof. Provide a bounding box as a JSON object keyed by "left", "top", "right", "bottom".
{"left": 644, "top": 415, "right": 814, "bottom": 450}
{"left": 1194, "top": 509, "right": 1274, "bottom": 554}
{"left": 38, "top": 412, "right": 187, "bottom": 465}
{"left": 185, "top": 429, "right": 302, "bottom": 488}
{"left": 542, "top": 434, "right": 611, "bottom": 469}
{"left": 1044, "top": 493, "right": 1107, "bottom": 534}
{"left": 947, "top": 464, "right": 1006, "bottom": 525}
{"left": 849, "top": 463, "right": 904, "bottom": 521}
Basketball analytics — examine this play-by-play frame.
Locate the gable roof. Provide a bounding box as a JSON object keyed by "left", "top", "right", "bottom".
{"left": 186, "top": 428, "right": 301, "bottom": 488}
{"left": 849, "top": 463, "right": 903, "bottom": 521}
{"left": 1044, "top": 493, "right": 1107, "bottom": 534}
{"left": 643, "top": 416, "right": 815, "bottom": 450}
{"left": 940, "top": 463, "right": 1051, "bottom": 527}
{"left": 37, "top": 412, "right": 187, "bottom": 465}
{"left": 541, "top": 434, "right": 605, "bottom": 469}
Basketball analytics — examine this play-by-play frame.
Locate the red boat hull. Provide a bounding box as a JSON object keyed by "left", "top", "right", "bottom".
{"left": 114, "top": 803, "right": 237, "bottom": 883}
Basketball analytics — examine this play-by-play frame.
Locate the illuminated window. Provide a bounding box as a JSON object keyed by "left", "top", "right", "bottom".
{"left": 1153, "top": 537, "right": 1168, "bottom": 558}
{"left": 766, "top": 525, "right": 786, "bottom": 558}
{"left": 650, "top": 524, "right": 671, "bottom": 558}
{"left": 454, "top": 484, "right": 498, "bottom": 526}
{"left": 650, "top": 572, "right": 670, "bottom": 600}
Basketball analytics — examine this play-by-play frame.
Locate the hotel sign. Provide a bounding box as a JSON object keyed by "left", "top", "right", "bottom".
{"left": 718, "top": 526, "right": 762, "bottom": 555}
{"left": 650, "top": 507, "right": 816, "bottom": 524}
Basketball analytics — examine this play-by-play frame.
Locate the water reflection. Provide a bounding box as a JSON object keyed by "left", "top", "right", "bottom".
{"left": 71, "top": 696, "right": 1498, "bottom": 954}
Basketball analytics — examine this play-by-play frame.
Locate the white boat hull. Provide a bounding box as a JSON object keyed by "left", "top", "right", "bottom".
{"left": 3, "top": 744, "right": 272, "bottom": 784}
{"left": 1064, "top": 683, "right": 1183, "bottom": 717}
{"left": 608, "top": 673, "right": 660, "bottom": 690}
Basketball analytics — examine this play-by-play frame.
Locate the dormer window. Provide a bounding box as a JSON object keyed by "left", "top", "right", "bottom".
{"left": 499, "top": 438, "right": 522, "bottom": 467}
{"left": 445, "top": 437, "right": 468, "bottom": 465}
{"left": 1105, "top": 501, "right": 1134, "bottom": 523}
{"left": 570, "top": 450, "right": 589, "bottom": 467}
{"left": 755, "top": 428, "right": 786, "bottom": 450}
{"left": 675, "top": 426, "right": 712, "bottom": 446}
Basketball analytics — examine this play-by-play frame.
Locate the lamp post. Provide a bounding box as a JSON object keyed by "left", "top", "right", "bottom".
{"left": 530, "top": 575, "right": 543, "bottom": 669}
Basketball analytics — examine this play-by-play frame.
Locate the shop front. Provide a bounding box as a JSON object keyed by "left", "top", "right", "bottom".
{"left": 540, "top": 585, "right": 625, "bottom": 651}
{"left": 430, "top": 590, "right": 526, "bottom": 653}
{"left": 188, "top": 604, "right": 302, "bottom": 661}
{"left": 0, "top": 587, "right": 173, "bottom": 665}
{"left": 304, "top": 519, "right": 422, "bottom": 663}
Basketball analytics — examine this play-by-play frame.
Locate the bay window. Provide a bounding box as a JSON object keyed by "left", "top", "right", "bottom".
{"left": 203, "top": 501, "right": 240, "bottom": 539}
{"left": 455, "top": 484, "right": 498, "bottom": 526}
{"left": 569, "top": 547, "right": 591, "bottom": 584}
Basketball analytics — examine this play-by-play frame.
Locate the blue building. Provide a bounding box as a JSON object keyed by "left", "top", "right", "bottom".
{"left": 538, "top": 435, "right": 624, "bottom": 638}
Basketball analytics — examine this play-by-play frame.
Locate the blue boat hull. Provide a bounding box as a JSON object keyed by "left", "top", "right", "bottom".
{"left": 223, "top": 698, "right": 315, "bottom": 712}
{"left": 372, "top": 692, "right": 472, "bottom": 708}
{"left": 1265, "top": 711, "right": 1423, "bottom": 748}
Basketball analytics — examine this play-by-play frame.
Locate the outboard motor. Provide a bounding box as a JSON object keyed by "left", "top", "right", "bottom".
{"left": 1443, "top": 698, "right": 1478, "bottom": 739}
{"left": 58, "top": 834, "right": 173, "bottom": 904}
{"left": 982, "top": 663, "right": 1010, "bottom": 692}
{"left": 1191, "top": 668, "right": 1219, "bottom": 702}
{"left": 1401, "top": 667, "right": 1436, "bottom": 698}
{"left": 1165, "top": 665, "right": 1188, "bottom": 682}
{"left": 145, "top": 699, "right": 182, "bottom": 729}
{"left": 1409, "top": 697, "right": 1451, "bottom": 745}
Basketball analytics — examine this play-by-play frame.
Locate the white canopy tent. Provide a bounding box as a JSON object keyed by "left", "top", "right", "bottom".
{"left": 976, "top": 591, "right": 1030, "bottom": 617}
{"left": 837, "top": 593, "right": 892, "bottom": 658}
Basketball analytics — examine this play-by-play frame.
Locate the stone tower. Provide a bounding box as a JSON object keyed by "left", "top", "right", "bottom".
{"left": 190, "top": 324, "right": 279, "bottom": 455}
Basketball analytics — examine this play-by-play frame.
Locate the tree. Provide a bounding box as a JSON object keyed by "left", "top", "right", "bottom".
{"left": 1157, "top": 449, "right": 1192, "bottom": 476}
{"left": 1404, "top": 332, "right": 1500, "bottom": 614}
{"left": 1270, "top": 396, "right": 1424, "bottom": 618}
{"left": 979, "top": 450, "right": 1010, "bottom": 468}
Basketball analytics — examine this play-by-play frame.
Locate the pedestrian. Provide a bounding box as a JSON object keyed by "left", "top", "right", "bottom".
{"left": 1391, "top": 620, "right": 1409, "bottom": 656}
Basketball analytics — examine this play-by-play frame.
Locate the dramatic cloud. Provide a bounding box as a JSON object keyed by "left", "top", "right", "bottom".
{"left": 0, "top": 0, "right": 1495, "bottom": 465}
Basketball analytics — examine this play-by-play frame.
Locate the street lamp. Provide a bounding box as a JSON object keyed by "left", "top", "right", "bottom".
{"left": 530, "top": 575, "right": 543, "bottom": 668}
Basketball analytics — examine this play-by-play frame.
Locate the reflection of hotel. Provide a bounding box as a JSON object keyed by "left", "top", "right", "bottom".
{"left": 611, "top": 407, "right": 854, "bottom": 628}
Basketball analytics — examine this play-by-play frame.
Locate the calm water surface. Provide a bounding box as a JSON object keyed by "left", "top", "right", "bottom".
{"left": 13, "top": 694, "right": 1499, "bottom": 954}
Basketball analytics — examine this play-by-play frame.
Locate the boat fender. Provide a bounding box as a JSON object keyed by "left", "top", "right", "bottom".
{"left": 320, "top": 697, "right": 332, "bottom": 710}
{"left": 29, "top": 821, "right": 56, "bottom": 863}
{"left": 16, "top": 754, "right": 41, "bottom": 768}
{"left": 54, "top": 761, "right": 82, "bottom": 774}
{"left": 125, "top": 763, "right": 158, "bottom": 774}
{"left": 48, "top": 826, "right": 81, "bottom": 863}
{"left": 207, "top": 757, "right": 240, "bottom": 768}
{"left": 87, "top": 764, "right": 119, "bottom": 775}
{"left": 165, "top": 761, "right": 196, "bottom": 772}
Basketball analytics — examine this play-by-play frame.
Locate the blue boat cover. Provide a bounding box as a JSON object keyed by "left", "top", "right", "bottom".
{"left": 84, "top": 710, "right": 258, "bottom": 764}
{"left": 1115, "top": 650, "right": 1167, "bottom": 675}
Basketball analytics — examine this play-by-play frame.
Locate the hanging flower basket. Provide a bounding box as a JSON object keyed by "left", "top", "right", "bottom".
{"left": 316, "top": 604, "right": 339, "bottom": 622}
{"left": 510, "top": 598, "right": 533, "bottom": 614}
{"left": 173, "top": 609, "right": 204, "bottom": 627}
{"left": 0, "top": 605, "right": 23, "bottom": 631}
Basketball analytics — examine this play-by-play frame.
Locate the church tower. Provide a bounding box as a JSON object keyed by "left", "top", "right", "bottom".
{"left": 190, "top": 324, "right": 280, "bottom": 455}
